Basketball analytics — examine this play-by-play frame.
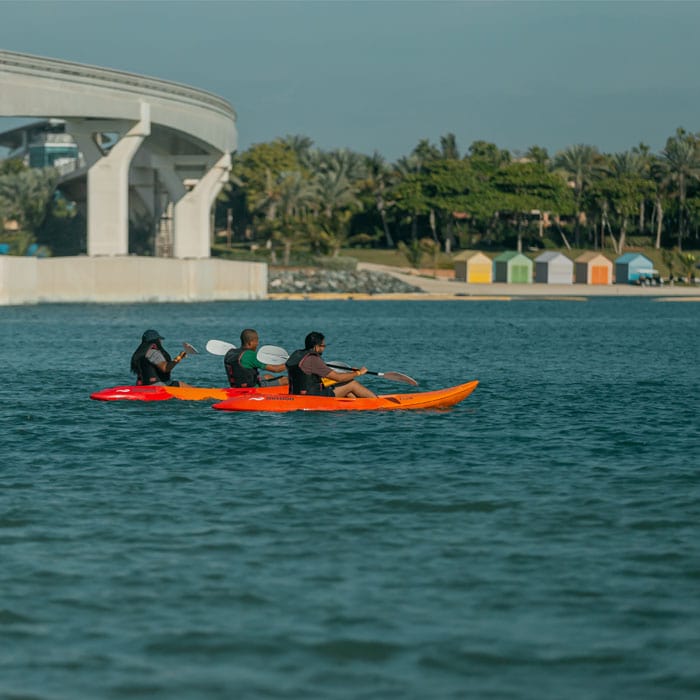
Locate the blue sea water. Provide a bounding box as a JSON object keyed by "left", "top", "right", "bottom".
{"left": 1, "top": 298, "right": 699, "bottom": 700}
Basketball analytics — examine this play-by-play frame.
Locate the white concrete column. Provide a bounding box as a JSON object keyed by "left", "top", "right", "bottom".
{"left": 68, "top": 104, "right": 151, "bottom": 255}
{"left": 173, "top": 152, "right": 231, "bottom": 258}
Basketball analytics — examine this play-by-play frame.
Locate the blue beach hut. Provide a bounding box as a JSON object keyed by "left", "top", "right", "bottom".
{"left": 493, "top": 251, "right": 532, "bottom": 283}
{"left": 614, "top": 253, "right": 655, "bottom": 284}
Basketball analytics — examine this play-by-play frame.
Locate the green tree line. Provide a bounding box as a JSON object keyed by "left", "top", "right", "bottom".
{"left": 216, "top": 128, "right": 700, "bottom": 263}
{"left": 4, "top": 127, "right": 700, "bottom": 260}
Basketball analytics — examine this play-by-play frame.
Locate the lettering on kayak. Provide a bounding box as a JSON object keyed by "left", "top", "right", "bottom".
{"left": 249, "top": 395, "right": 294, "bottom": 401}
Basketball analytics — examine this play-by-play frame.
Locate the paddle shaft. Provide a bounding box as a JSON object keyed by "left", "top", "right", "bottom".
{"left": 325, "top": 363, "right": 417, "bottom": 386}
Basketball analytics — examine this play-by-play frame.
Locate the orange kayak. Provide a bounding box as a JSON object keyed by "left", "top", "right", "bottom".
{"left": 212, "top": 380, "right": 478, "bottom": 412}
{"left": 90, "top": 384, "right": 288, "bottom": 402}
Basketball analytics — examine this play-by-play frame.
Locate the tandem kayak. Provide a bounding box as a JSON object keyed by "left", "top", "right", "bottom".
{"left": 212, "top": 380, "right": 479, "bottom": 412}
{"left": 90, "top": 384, "right": 288, "bottom": 402}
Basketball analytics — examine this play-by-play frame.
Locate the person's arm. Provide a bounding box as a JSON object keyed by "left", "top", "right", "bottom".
{"left": 326, "top": 366, "right": 367, "bottom": 382}
{"left": 149, "top": 348, "right": 185, "bottom": 373}
{"left": 157, "top": 352, "right": 185, "bottom": 373}
{"left": 264, "top": 363, "right": 286, "bottom": 373}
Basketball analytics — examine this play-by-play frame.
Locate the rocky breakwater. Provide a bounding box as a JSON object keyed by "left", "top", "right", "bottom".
{"left": 268, "top": 268, "right": 423, "bottom": 295}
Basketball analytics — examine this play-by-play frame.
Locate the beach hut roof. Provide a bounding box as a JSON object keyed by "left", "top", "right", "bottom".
{"left": 615, "top": 252, "right": 651, "bottom": 264}
{"left": 494, "top": 251, "right": 529, "bottom": 262}
{"left": 453, "top": 250, "right": 490, "bottom": 262}
{"left": 535, "top": 251, "right": 570, "bottom": 263}
{"left": 575, "top": 251, "right": 610, "bottom": 263}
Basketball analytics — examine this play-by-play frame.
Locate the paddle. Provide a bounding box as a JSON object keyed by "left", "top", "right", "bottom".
{"left": 205, "top": 339, "right": 236, "bottom": 355}
{"left": 256, "top": 345, "right": 418, "bottom": 386}
{"left": 182, "top": 342, "right": 200, "bottom": 355}
{"left": 205, "top": 339, "right": 287, "bottom": 382}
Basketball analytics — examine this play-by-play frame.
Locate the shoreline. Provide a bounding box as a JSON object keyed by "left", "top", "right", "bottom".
{"left": 328, "top": 262, "right": 700, "bottom": 300}
{"left": 268, "top": 292, "right": 700, "bottom": 302}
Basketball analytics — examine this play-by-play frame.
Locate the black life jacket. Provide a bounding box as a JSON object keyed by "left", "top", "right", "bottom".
{"left": 224, "top": 347, "right": 260, "bottom": 388}
{"left": 137, "top": 344, "right": 171, "bottom": 385}
{"left": 286, "top": 349, "right": 325, "bottom": 395}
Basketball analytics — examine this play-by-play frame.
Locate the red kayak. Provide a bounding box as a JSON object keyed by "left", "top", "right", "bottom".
{"left": 90, "top": 384, "right": 288, "bottom": 402}
{"left": 212, "top": 380, "right": 479, "bottom": 412}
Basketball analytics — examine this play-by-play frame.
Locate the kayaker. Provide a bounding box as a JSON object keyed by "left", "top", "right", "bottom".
{"left": 224, "top": 328, "right": 288, "bottom": 388}
{"left": 130, "top": 329, "right": 189, "bottom": 387}
{"left": 286, "top": 331, "right": 376, "bottom": 398}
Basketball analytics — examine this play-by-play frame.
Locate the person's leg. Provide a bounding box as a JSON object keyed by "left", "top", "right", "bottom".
{"left": 332, "top": 380, "right": 376, "bottom": 399}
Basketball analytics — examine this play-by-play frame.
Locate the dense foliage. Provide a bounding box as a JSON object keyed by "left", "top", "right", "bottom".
{"left": 215, "top": 129, "right": 700, "bottom": 264}
{"left": 4, "top": 128, "right": 700, "bottom": 267}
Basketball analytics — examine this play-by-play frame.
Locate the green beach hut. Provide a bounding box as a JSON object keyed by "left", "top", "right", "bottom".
{"left": 493, "top": 251, "right": 533, "bottom": 283}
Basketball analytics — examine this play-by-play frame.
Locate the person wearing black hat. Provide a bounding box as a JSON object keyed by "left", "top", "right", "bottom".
{"left": 130, "top": 329, "right": 188, "bottom": 386}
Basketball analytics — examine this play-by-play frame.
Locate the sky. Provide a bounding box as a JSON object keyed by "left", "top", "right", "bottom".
{"left": 2, "top": 0, "right": 700, "bottom": 161}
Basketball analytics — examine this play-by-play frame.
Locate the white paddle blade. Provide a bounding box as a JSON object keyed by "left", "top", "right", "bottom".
{"left": 205, "top": 339, "right": 236, "bottom": 356}
{"left": 182, "top": 342, "right": 200, "bottom": 355}
{"left": 381, "top": 372, "right": 418, "bottom": 386}
{"left": 257, "top": 345, "right": 289, "bottom": 365}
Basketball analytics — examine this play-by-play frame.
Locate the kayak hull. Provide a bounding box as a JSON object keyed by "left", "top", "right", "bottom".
{"left": 90, "top": 384, "right": 288, "bottom": 402}
{"left": 212, "top": 380, "right": 479, "bottom": 412}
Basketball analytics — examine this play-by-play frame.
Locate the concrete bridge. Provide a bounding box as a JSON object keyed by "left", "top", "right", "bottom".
{"left": 0, "top": 49, "right": 237, "bottom": 258}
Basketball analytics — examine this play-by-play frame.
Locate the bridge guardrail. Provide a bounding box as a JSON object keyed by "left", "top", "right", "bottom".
{"left": 0, "top": 50, "right": 236, "bottom": 121}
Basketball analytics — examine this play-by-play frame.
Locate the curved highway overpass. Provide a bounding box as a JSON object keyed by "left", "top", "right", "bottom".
{"left": 0, "top": 49, "right": 237, "bottom": 257}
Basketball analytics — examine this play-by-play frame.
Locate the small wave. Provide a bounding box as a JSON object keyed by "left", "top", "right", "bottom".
{"left": 309, "top": 637, "right": 403, "bottom": 662}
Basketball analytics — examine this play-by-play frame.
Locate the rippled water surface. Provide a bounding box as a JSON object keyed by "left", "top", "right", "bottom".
{"left": 1, "top": 299, "right": 699, "bottom": 699}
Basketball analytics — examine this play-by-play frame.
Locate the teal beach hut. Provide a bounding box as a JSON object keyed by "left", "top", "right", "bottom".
{"left": 614, "top": 253, "right": 655, "bottom": 284}
{"left": 493, "top": 251, "right": 533, "bottom": 283}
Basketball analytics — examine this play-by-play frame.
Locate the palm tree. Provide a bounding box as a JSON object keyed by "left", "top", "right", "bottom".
{"left": 553, "top": 144, "right": 603, "bottom": 246}
{"left": 275, "top": 171, "right": 317, "bottom": 264}
{"left": 525, "top": 145, "right": 550, "bottom": 167}
{"left": 660, "top": 128, "right": 700, "bottom": 251}
{"left": 650, "top": 156, "right": 670, "bottom": 249}
{"left": 607, "top": 150, "right": 654, "bottom": 250}
{"left": 281, "top": 134, "right": 314, "bottom": 168}
{"left": 361, "top": 152, "right": 395, "bottom": 247}
{"left": 412, "top": 139, "right": 441, "bottom": 168}
{"left": 440, "top": 133, "right": 460, "bottom": 160}
{"left": 314, "top": 165, "right": 358, "bottom": 220}
{"left": 632, "top": 142, "right": 653, "bottom": 233}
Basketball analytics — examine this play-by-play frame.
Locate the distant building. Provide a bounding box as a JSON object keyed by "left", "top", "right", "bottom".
{"left": 614, "top": 253, "right": 656, "bottom": 284}
{"left": 453, "top": 250, "right": 492, "bottom": 283}
{"left": 0, "top": 119, "right": 80, "bottom": 172}
{"left": 534, "top": 251, "right": 573, "bottom": 284}
{"left": 493, "top": 251, "right": 533, "bottom": 283}
{"left": 574, "top": 252, "right": 612, "bottom": 285}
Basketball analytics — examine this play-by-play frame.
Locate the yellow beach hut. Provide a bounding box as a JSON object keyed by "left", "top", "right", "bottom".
{"left": 574, "top": 252, "right": 613, "bottom": 285}
{"left": 453, "top": 251, "right": 492, "bottom": 283}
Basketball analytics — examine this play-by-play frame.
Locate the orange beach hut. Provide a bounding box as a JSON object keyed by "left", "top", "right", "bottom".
{"left": 574, "top": 252, "right": 613, "bottom": 285}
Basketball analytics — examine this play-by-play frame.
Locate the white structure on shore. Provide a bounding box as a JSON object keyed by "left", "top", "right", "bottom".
{"left": 0, "top": 49, "right": 236, "bottom": 258}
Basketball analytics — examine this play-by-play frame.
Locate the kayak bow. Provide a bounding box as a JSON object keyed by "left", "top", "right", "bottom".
{"left": 90, "top": 384, "right": 288, "bottom": 402}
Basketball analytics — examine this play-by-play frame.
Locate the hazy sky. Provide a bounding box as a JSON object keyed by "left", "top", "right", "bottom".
{"left": 2, "top": 0, "right": 700, "bottom": 160}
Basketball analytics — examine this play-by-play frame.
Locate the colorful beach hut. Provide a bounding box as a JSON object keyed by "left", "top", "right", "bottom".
{"left": 574, "top": 252, "right": 613, "bottom": 285}
{"left": 614, "top": 253, "right": 656, "bottom": 284}
{"left": 453, "top": 251, "right": 492, "bottom": 283}
{"left": 534, "top": 251, "right": 573, "bottom": 284}
{"left": 493, "top": 251, "right": 533, "bottom": 283}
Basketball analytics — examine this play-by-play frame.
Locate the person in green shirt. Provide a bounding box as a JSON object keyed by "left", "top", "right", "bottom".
{"left": 224, "top": 328, "right": 288, "bottom": 388}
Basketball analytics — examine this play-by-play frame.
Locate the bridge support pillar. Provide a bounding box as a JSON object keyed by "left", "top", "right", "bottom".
{"left": 68, "top": 105, "right": 151, "bottom": 256}
{"left": 173, "top": 153, "right": 231, "bottom": 258}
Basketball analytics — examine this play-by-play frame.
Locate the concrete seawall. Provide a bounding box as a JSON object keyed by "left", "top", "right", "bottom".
{"left": 0, "top": 256, "right": 267, "bottom": 304}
